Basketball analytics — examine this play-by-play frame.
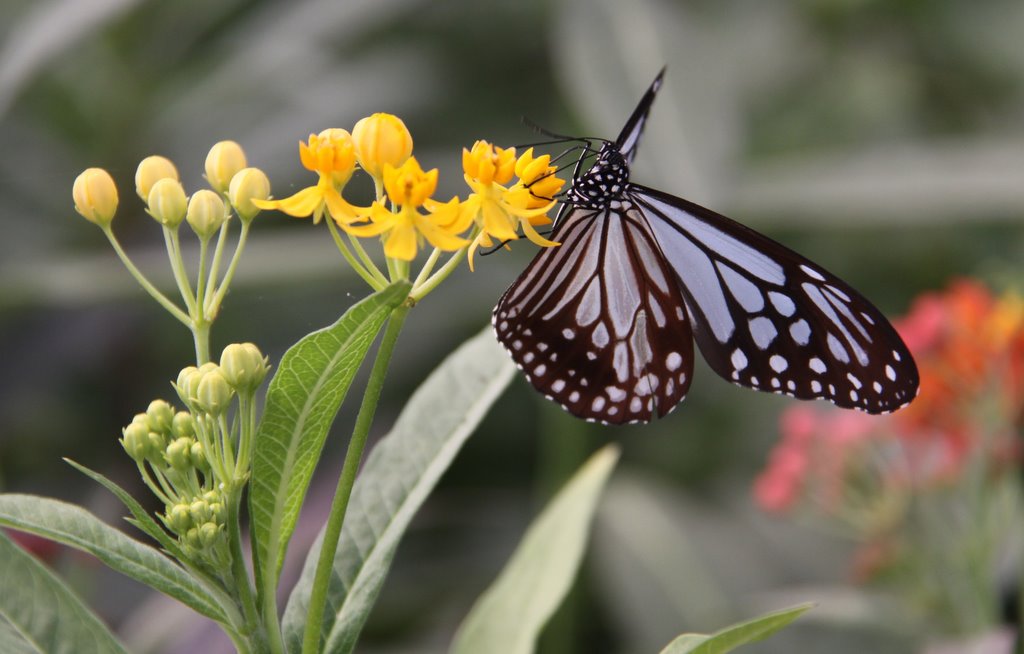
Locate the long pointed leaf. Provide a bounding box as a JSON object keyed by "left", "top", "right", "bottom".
{"left": 0, "top": 616, "right": 38, "bottom": 654}
{"left": 250, "top": 281, "right": 410, "bottom": 592}
{"left": 0, "top": 494, "right": 226, "bottom": 623}
{"left": 0, "top": 529, "right": 128, "bottom": 654}
{"left": 449, "top": 445, "right": 621, "bottom": 654}
{"left": 659, "top": 603, "right": 814, "bottom": 654}
{"left": 281, "top": 328, "right": 516, "bottom": 654}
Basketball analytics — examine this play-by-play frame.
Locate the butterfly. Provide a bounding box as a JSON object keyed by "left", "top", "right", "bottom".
{"left": 492, "top": 69, "right": 919, "bottom": 425}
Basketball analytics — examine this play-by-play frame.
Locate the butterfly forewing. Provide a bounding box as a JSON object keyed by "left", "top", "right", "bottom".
{"left": 630, "top": 185, "right": 918, "bottom": 413}
{"left": 493, "top": 204, "right": 694, "bottom": 424}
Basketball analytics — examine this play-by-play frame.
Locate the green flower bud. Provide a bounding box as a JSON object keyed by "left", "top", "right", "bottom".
{"left": 73, "top": 168, "right": 119, "bottom": 228}
{"left": 196, "top": 367, "right": 233, "bottom": 416}
{"left": 167, "top": 502, "right": 192, "bottom": 533}
{"left": 186, "top": 189, "right": 228, "bottom": 240}
{"left": 189, "top": 440, "right": 209, "bottom": 471}
{"left": 219, "top": 343, "right": 270, "bottom": 393}
{"left": 189, "top": 499, "right": 211, "bottom": 524}
{"left": 146, "top": 430, "right": 167, "bottom": 461}
{"left": 176, "top": 366, "right": 198, "bottom": 400}
{"left": 135, "top": 155, "right": 179, "bottom": 200}
{"left": 120, "top": 421, "right": 152, "bottom": 462}
{"left": 227, "top": 167, "right": 270, "bottom": 222}
{"left": 198, "top": 522, "right": 222, "bottom": 548}
{"left": 185, "top": 526, "right": 202, "bottom": 550}
{"left": 146, "top": 178, "right": 187, "bottom": 228}
{"left": 205, "top": 141, "right": 247, "bottom": 194}
{"left": 146, "top": 400, "right": 174, "bottom": 434}
{"left": 208, "top": 501, "right": 226, "bottom": 525}
{"left": 165, "top": 437, "right": 194, "bottom": 471}
{"left": 172, "top": 411, "right": 195, "bottom": 439}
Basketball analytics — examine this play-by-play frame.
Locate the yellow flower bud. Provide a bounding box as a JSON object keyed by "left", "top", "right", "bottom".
{"left": 204, "top": 140, "right": 247, "bottom": 194}
{"left": 219, "top": 342, "right": 270, "bottom": 393}
{"left": 228, "top": 167, "right": 270, "bottom": 222}
{"left": 195, "top": 367, "right": 233, "bottom": 416}
{"left": 353, "top": 113, "right": 413, "bottom": 181}
{"left": 147, "top": 178, "right": 187, "bottom": 228}
{"left": 73, "top": 168, "right": 119, "bottom": 227}
{"left": 176, "top": 366, "right": 199, "bottom": 405}
{"left": 135, "top": 156, "right": 179, "bottom": 200}
{"left": 186, "top": 189, "right": 228, "bottom": 240}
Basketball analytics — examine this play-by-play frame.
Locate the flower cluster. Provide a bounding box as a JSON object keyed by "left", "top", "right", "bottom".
{"left": 73, "top": 142, "right": 271, "bottom": 364}
{"left": 253, "top": 114, "right": 566, "bottom": 298}
{"left": 121, "top": 344, "right": 269, "bottom": 563}
{"left": 754, "top": 278, "right": 1024, "bottom": 633}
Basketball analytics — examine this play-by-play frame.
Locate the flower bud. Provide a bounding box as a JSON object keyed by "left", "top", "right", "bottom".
{"left": 227, "top": 167, "right": 270, "bottom": 222}
{"left": 146, "top": 178, "right": 187, "bottom": 228}
{"left": 189, "top": 499, "right": 212, "bottom": 524}
{"left": 73, "top": 168, "right": 118, "bottom": 227}
{"left": 165, "top": 437, "right": 194, "bottom": 471}
{"left": 198, "top": 522, "right": 222, "bottom": 548}
{"left": 219, "top": 343, "right": 270, "bottom": 393}
{"left": 189, "top": 441, "right": 209, "bottom": 471}
{"left": 172, "top": 411, "right": 195, "bottom": 439}
{"left": 175, "top": 366, "right": 199, "bottom": 405}
{"left": 186, "top": 189, "right": 228, "bottom": 240}
{"left": 208, "top": 501, "right": 226, "bottom": 524}
{"left": 167, "top": 503, "right": 192, "bottom": 533}
{"left": 135, "top": 156, "right": 179, "bottom": 200}
{"left": 196, "top": 368, "right": 233, "bottom": 416}
{"left": 121, "top": 421, "right": 152, "bottom": 462}
{"left": 204, "top": 140, "right": 247, "bottom": 194}
{"left": 185, "top": 526, "right": 202, "bottom": 550}
{"left": 352, "top": 113, "right": 413, "bottom": 181}
{"left": 146, "top": 400, "right": 174, "bottom": 434}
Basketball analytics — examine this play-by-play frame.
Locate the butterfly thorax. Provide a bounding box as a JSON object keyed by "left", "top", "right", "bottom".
{"left": 565, "top": 145, "right": 629, "bottom": 210}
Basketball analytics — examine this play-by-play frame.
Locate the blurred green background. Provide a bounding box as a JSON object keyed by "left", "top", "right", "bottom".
{"left": 1, "top": 0, "right": 1023, "bottom": 652}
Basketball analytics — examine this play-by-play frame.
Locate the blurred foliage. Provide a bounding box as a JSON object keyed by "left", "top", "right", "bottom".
{"left": 0, "top": 0, "right": 1022, "bottom": 652}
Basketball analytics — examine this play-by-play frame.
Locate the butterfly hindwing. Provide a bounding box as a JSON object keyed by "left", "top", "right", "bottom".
{"left": 630, "top": 185, "right": 918, "bottom": 413}
{"left": 493, "top": 204, "right": 694, "bottom": 424}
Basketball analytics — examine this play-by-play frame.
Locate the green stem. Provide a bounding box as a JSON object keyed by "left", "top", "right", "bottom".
{"left": 325, "top": 219, "right": 385, "bottom": 290}
{"left": 410, "top": 246, "right": 467, "bottom": 301}
{"left": 412, "top": 247, "right": 442, "bottom": 287}
{"left": 208, "top": 219, "right": 253, "bottom": 317}
{"left": 165, "top": 228, "right": 198, "bottom": 316}
{"left": 226, "top": 486, "right": 272, "bottom": 653}
{"left": 193, "top": 319, "right": 212, "bottom": 365}
{"left": 348, "top": 234, "right": 388, "bottom": 286}
{"left": 101, "top": 227, "right": 191, "bottom": 326}
{"left": 205, "top": 214, "right": 231, "bottom": 308}
{"left": 300, "top": 305, "right": 410, "bottom": 654}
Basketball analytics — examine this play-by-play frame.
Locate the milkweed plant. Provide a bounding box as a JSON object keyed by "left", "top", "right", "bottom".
{"left": 0, "top": 115, "right": 809, "bottom": 654}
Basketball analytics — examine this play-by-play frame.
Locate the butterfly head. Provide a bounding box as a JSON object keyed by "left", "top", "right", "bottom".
{"left": 566, "top": 143, "right": 629, "bottom": 210}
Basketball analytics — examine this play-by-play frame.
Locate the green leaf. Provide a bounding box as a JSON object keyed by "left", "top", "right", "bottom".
{"left": 0, "top": 615, "right": 38, "bottom": 654}
{"left": 658, "top": 603, "right": 814, "bottom": 654}
{"left": 281, "top": 328, "right": 516, "bottom": 654}
{"left": 449, "top": 444, "right": 621, "bottom": 654}
{"left": 0, "top": 494, "right": 227, "bottom": 624}
{"left": 250, "top": 280, "right": 410, "bottom": 592}
{"left": 0, "top": 529, "right": 128, "bottom": 654}
{"left": 64, "top": 459, "right": 190, "bottom": 567}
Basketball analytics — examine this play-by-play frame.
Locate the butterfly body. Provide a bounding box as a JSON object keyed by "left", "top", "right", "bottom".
{"left": 494, "top": 70, "right": 918, "bottom": 425}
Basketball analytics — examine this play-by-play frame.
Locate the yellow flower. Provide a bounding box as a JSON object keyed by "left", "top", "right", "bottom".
{"left": 73, "top": 168, "right": 119, "bottom": 227}
{"left": 252, "top": 128, "right": 364, "bottom": 224}
{"left": 460, "top": 141, "right": 563, "bottom": 269}
{"left": 512, "top": 148, "right": 565, "bottom": 209}
{"left": 352, "top": 113, "right": 413, "bottom": 183}
{"left": 345, "top": 157, "right": 471, "bottom": 261}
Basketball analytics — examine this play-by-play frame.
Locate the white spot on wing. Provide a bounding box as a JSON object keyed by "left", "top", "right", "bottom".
{"left": 666, "top": 352, "right": 683, "bottom": 371}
